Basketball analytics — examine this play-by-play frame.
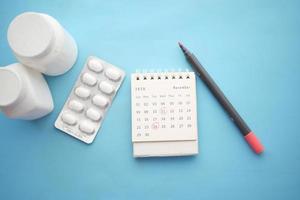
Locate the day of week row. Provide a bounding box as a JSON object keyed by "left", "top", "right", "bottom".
{"left": 135, "top": 94, "right": 191, "bottom": 98}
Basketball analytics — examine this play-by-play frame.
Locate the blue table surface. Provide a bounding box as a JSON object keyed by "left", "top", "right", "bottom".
{"left": 1, "top": 0, "right": 300, "bottom": 199}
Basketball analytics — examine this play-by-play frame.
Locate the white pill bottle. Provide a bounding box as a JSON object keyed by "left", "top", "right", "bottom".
{"left": 7, "top": 12, "right": 78, "bottom": 76}
{"left": 0, "top": 63, "right": 53, "bottom": 120}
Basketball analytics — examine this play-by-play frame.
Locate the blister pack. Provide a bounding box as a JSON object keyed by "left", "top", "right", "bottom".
{"left": 55, "top": 56, "right": 125, "bottom": 143}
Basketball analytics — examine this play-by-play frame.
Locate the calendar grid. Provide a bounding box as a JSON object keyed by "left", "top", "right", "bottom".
{"left": 131, "top": 72, "right": 198, "bottom": 143}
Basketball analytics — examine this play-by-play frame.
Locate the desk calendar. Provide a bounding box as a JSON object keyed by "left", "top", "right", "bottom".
{"left": 131, "top": 72, "right": 199, "bottom": 157}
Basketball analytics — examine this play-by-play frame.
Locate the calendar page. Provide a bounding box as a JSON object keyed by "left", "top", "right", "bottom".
{"left": 131, "top": 72, "right": 198, "bottom": 143}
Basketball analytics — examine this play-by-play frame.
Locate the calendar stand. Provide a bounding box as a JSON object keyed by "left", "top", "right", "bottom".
{"left": 131, "top": 72, "right": 199, "bottom": 157}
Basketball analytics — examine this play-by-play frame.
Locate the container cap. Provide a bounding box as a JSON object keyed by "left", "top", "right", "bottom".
{"left": 7, "top": 12, "right": 55, "bottom": 58}
{"left": 0, "top": 68, "right": 23, "bottom": 107}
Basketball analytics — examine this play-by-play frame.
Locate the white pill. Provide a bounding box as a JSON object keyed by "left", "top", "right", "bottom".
{"left": 68, "top": 100, "right": 84, "bottom": 112}
{"left": 99, "top": 81, "right": 115, "bottom": 95}
{"left": 61, "top": 113, "right": 77, "bottom": 125}
{"left": 86, "top": 108, "right": 102, "bottom": 121}
{"left": 75, "top": 87, "right": 90, "bottom": 99}
{"left": 79, "top": 120, "right": 95, "bottom": 134}
{"left": 105, "top": 68, "right": 121, "bottom": 81}
{"left": 88, "top": 59, "right": 103, "bottom": 73}
{"left": 82, "top": 73, "right": 97, "bottom": 86}
{"left": 92, "top": 95, "right": 109, "bottom": 108}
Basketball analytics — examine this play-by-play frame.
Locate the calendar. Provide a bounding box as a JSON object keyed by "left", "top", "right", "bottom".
{"left": 131, "top": 72, "right": 198, "bottom": 157}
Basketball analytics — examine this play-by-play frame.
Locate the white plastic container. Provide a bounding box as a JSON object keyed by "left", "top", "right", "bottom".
{"left": 0, "top": 63, "right": 54, "bottom": 120}
{"left": 7, "top": 12, "right": 78, "bottom": 76}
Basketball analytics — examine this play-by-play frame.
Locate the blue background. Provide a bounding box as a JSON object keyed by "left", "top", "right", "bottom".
{"left": 1, "top": 0, "right": 300, "bottom": 199}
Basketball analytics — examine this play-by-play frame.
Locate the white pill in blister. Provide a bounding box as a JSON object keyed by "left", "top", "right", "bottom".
{"left": 68, "top": 100, "right": 84, "bottom": 112}
{"left": 88, "top": 59, "right": 103, "bottom": 73}
{"left": 82, "top": 73, "right": 97, "bottom": 86}
{"left": 61, "top": 113, "right": 77, "bottom": 125}
{"left": 99, "top": 81, "right": 115, "bottom": 95}
{"left": 105, "top": 68, "right": 121, "bottom": 81}
{"left": 86, "top": 108, "right": 102, "bottom": 121}
{"left": 92, "top": 95, "right": 109, "bottom": 108}
{"left": 75, "top": 87, "right": 90, "bottom": 99}
{"left": 79, "top": 120, "right": 95, "bottom": 134}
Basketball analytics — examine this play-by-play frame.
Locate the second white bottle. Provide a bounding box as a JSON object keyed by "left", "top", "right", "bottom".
{"left": 0, "top": 63, "right": 54, "bottom": 120}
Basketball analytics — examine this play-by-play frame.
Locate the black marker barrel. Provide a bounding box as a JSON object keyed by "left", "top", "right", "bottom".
{"left": 179, "top": 42, "right": 264, "bottom": 154}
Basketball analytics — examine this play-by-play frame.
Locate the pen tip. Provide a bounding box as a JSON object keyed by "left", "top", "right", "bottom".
{"left": 178, "top": 41, "right": 183, "bottom": 48}
{"left": 178, "top": 41, "right": 188, "bottom": 54}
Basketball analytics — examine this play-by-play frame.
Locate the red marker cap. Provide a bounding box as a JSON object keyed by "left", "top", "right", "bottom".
{"left": 244, "top": 132, "right": 264, "bottom": 154}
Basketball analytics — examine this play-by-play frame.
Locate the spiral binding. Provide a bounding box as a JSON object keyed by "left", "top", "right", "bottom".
{"left": 134, "top": 69, "right": 192, "bottom": 81}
